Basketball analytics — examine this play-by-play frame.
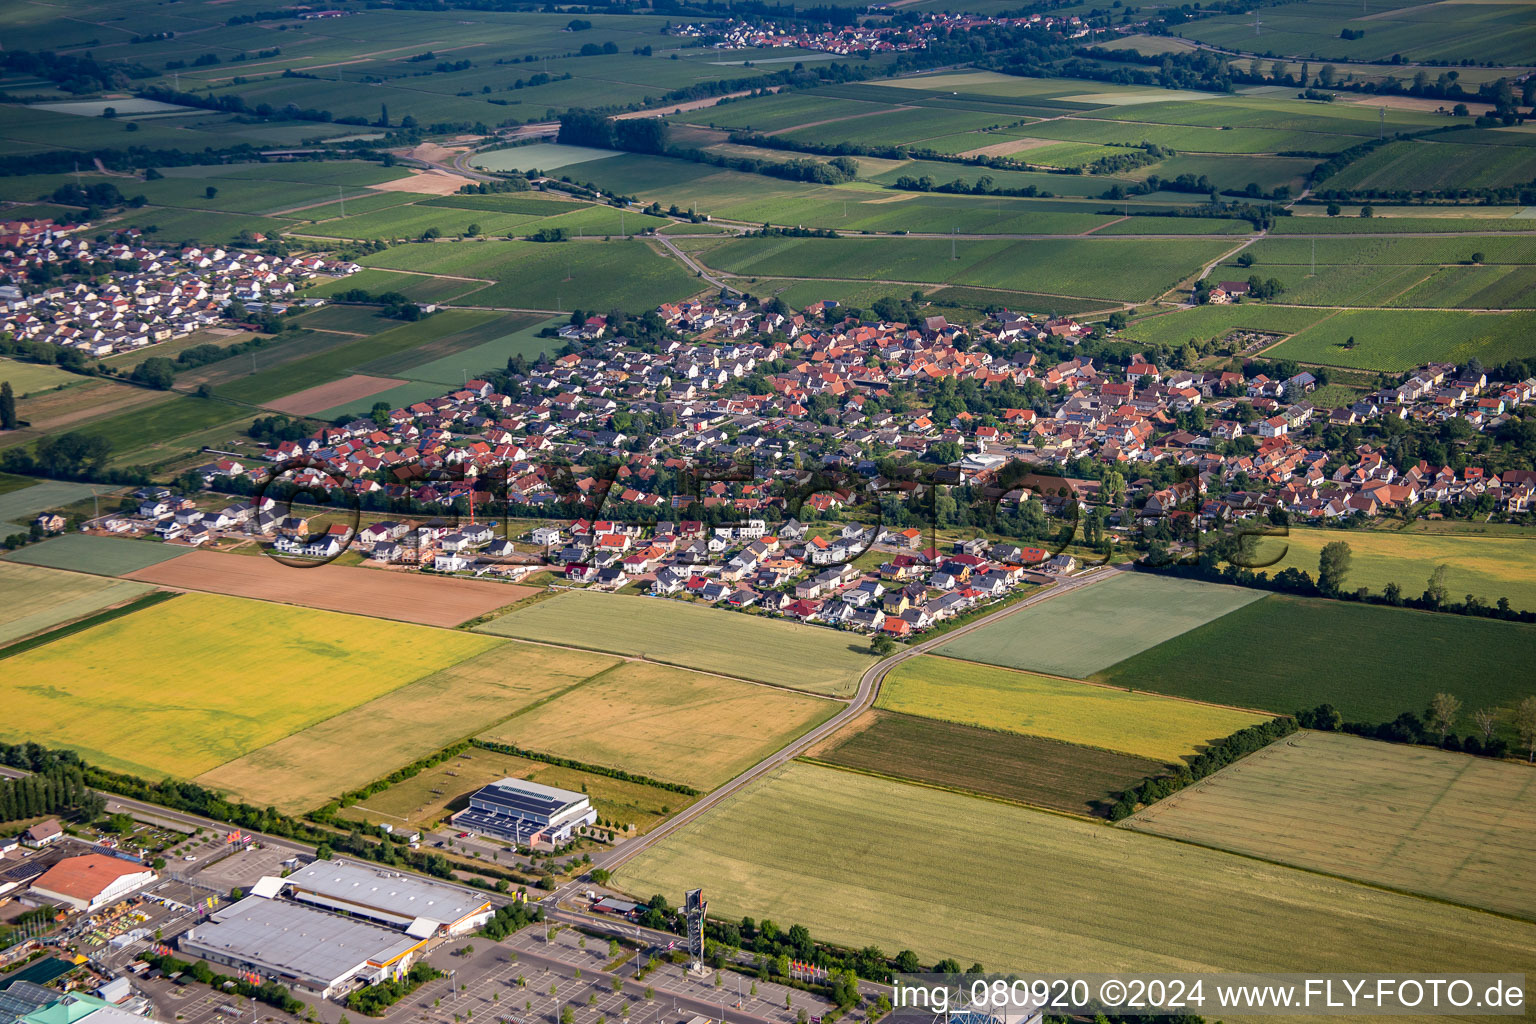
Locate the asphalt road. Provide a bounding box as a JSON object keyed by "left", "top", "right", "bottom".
{"left": 575, "top": 562, "right": 1128, "bottom": 882}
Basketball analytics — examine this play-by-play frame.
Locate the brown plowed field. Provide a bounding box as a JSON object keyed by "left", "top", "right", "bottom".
{"left": 264, "top": 373, "right": 406, "bottom": 415}
{"left": 123, "top": 549, "right": 533, "bottom": 627}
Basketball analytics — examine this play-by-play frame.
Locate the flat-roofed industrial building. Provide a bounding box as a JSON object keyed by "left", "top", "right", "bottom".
{"left": 177, "top": 895, "right": 423, "bottom": 999}
{"left": 278, "top": 860, "right": 493, "bottom": 938}
{"left": 450, "top": 777, "right": 597, "bottom": 846}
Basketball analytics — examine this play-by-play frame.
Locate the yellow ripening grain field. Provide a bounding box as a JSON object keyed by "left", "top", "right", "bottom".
{"left": 0, "top": 592, "right": 498, "bottom": 779}
{"left": 196, "top": 640, "right": 621, "bottom": 812}
{"left": 880, "top": 655, "right": 1269, "bottom": 762}
{"left": 617, "top": 761, "right": 1536, "bottom": 1020}
{"left": 1123, "top": 730, "right": 1536, "bottom": 920}
{"left": 478, "top": 660, "right": 840, "bottom": 790}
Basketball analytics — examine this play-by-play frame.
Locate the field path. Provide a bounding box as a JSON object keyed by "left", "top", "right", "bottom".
{"left": 569, "top": 562, "right": 1130, "bottom": 888}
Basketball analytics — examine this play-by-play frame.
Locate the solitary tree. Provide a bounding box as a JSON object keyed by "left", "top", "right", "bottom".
{"left": 0, "top": 381, "right": 15, "bottom": 430}
{"left": 1427, "top": 693, "right": 1462, "bottom": 743}
{"left": 1424, "top": 564, "right": 1450, "bottom": 608}
{"left": 205, "top": 186, "right": 218, "bottom": 199}
{"left": 1472, "top": 707, "right": 1498, "bottom": 743}
{"left": 1514, "top": 696, "right": 1536, "bottom": 763}
{"left": 870, "top": 635, "right": 896, "bottom": 656}
{"left": 1317, "top": 540, "right": 1352, "bottom": 596}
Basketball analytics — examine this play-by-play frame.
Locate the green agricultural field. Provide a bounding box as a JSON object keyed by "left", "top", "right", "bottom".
{"left": 3, "top": 534, "right": 189, "bottom": 575}
{"left": 1096, "top": 594, "right": 1536, "bottom": 726}
{"left": 616, "top": 761, "right": 1536, "bottom": 990}
{"left": 362, "top": 239, "right": 703, "bottom": 311}
{"left": 1273, "top": 213, "right": 1536, "bottom": 233}
{"left": 289, "top": 304, "right": 398, "bottom": 335}
{"left": 476, "top": 590, "right": 876, "bottom": 696}
{"left": 304, "top": 269, "right": 485, "bottom": 305}
{"left": 420, "top": 194, "right": 589, "bottom": 216}
{"left": 1124, "top": 730, "right": 1536, "bottom": 920}
{"left": 478, "top": 660, "right": 838, "bottom": 790}
{"left": 114, "top": 207, "right": 298, "bottom": 246}
{"left": 196, "top": 640, "right": 620, "bottom": 813}
{"left": 1251, "top": 527, "right": 1536, "bottom": 613}
{"left": 0, "top": 562, "right": 153, "bottom": 646}
{"left": 0, "top": 358, "right": 82, "bottom": 397}
{"left": 0, "top": 592, "right": 498, "bottom": 779}
{"left": 61, "top": 394, "right": 255, "bottom": 462}
{"left": 813, "top": 709, "right": 1163, "bottom": 817}
{"left": 935, "top": 571, "right": 1266, "bottom": 679}
{"left": 390, "top": 315, "right": 563, "bottom": 385}
{"left": 1324, "top": 139, "right": 1536, "bottom": 192}
{"left": 1180, "top": 0, "right": 1536, "bottom": 63}
{"left": 1385, "top": 265, "right": 1536, "bottom": 309}
{"left": 699, "top": 236, "right": 1234, "bottom": 303}
{"left": 216, "top": 311, "right": 498, "bottom": 405}
{"left": 0, "top": 481, "right": 116, "bottom": 536}
{"left": 1120, "top": 304, "right": 1332, "bottom": 348}
{"left": 1269, "top": 309, "right": 1536, "bottom": 371}
{"left": 879, "top": 655, "right": 1269, "bottom": 761}
{"left": 1247, "top": 234, "right": 1536, "bottom": 266}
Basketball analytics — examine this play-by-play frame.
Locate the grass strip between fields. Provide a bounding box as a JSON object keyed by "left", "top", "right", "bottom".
{"left": 0, "top": 590, "right": 177, "bottom": 661}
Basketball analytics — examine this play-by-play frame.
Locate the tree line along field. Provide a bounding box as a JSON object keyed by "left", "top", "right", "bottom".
{"left": 615, "top": 761, "right": 1536, "bottom": 993}
{"left": 1094, "top": 594, "right": 1536, "bottom": 729}
{"left": 476, "top": 660, "right": 840, "bottom": 791}
{"left": 333, "top": 745, "right": 690, "bottom": 837}
{"left": 811, "top": 709, "right": 1165, "bottom": 817}
{"left": 0, "top": 563, "right": 153, "bottom": 646}
{"left": 933, "top": 572, "right": 1266, "bottom": 680}
{"left": 695, "top": 236, "right": 1236, "bottom": 304}
{"left": 877, "top": 655, "right": 1267, "bottom": 762}
{"left": 1123, "top": 730, "right": 1536, "bottom": 921}
{"left": 0, "top": 592, "right": 500, "bottom": 780}
{"left": 475, "top": 590, "right": 876, "bottom": 696}
{"left": 1251, "top": 527, "right": 1536, "bottom": 614}
{"left": 195, "top": 641, "right": 621, "bottom": 814}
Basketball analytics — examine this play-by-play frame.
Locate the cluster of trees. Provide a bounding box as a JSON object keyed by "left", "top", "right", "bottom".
{"left": 2, "top": 430, "right": 114, "bottom": 479}
{"left": 675, "top": 146, "right": 858, "bottom": 185}
{"left": 557, "top": 111, "right": 668, "bottom": 154}
{"left": 249, "top": 413, "right": 313, "bottom": 444}
{"left": 473, "top": 739, "right": 699, "bottom": 796}
{"left": 1147, "top": 534, "right": 1536, "bottom": 623}
{"left": 347, "top": 962, "right": 443, "bottom": 1016}
{"left": 1084, "top": 142, "right": 1170, "bottom": 176}
{"left": 0, "top": 765, "right": 105, "bottom": 824}
{"left": 1108, "top": 717, "right": 1299, "bottom": 820}
{"left": 141, "top": 953, "right": 305, "bottom": 1014}
{"left": 1299, "top": 694, "right": 1536, "bottom": 762}
{"left": 893, "top": 172, "right": 1055, "bottom": 199}
{"left": 0, "top": 48, "right": 152, "bottom": 95}
{"left": 480, "top": 900, "right": 543, "bottom": 941}
{"left": 1191, "top": 273, "right": 1285, "bottom": 303}
{"left": 324, "top": 287, "right": 425, "bottom": 320}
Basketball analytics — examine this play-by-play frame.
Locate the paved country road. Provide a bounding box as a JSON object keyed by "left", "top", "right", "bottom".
{"left": 576, "top": 561, "right": 1130, "bottom": 881}
{"left": 0, "top": 562, "right": 1127, "bottom": 914}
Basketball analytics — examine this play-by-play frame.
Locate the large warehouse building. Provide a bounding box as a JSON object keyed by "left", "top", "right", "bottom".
{"left": 28, "top": 855, "right": 157, "bottom": 913}
{"left": 178, "top": 895, "right": 423, "bottom": 999}
{"left": 277, "top": 860, "right": 493, "bottom": 938}
{"left": 451, "top": 777, "right": 596, "bottom": 846}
